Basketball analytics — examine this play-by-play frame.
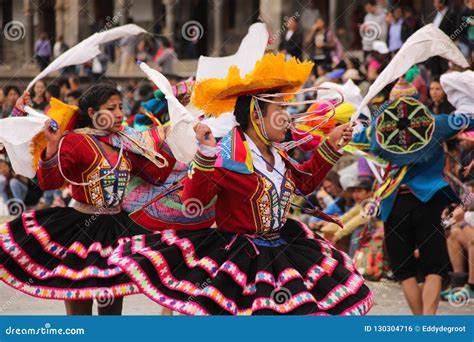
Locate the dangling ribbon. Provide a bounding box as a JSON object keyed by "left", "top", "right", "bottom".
{"left": 224, "top": 234, "right": 261, "bottom": 258}
{"left": 363, "top": 165, "right": 409, "bottom": 217}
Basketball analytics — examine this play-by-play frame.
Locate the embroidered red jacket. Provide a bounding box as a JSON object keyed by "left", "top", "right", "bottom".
{"left": 37, "top": 132, "right": 176, "bottom": 208}
{"left": 182, "top": 128, "right": 342, "bottom": 234}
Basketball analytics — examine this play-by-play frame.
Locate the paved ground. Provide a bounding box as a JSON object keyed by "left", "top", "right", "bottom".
{"left": 0, "top": 279, "right": 471, "bottom": 315}
{"left": 367, "top": 279, "right": 473, "bottom": 315}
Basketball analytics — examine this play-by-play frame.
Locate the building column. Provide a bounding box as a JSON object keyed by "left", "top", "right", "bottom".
{"left": 63, "top": 0, "right": 90, "bottom": 45}
{"left": 61, "top": 0, "right": 76, "bottom": 46}
{"left": 259, "top": 0, "right": 283, "bottom": 50}
{"left": 211, "top": 0, "right": 223, "bottom": 56}
{"left": 23, "top": 0, "right": 34, "bottom": 62}
{"left": 116, "top": 0, "right": 131, "bottom": 24}
{"left": 328, "top": 0, "right": 337, "bottom": 28}
{"left": 162, "top": 0, "right": 175, "bottom": 42}
{"left": 77, "top": 0, "right": 91, "bottom": 41}
{"left": 55, "top": 0, "right": 65, "bottom": 40}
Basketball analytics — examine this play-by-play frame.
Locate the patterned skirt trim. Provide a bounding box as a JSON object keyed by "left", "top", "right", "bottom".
{"left": 0, "top": 222, "right": 123, "bottom": 280}
{"left": 0, "top": 266, "right": 140, "bottom": 300}
{"left": 21, "top": 211, "right": 119, "bottom": 259}
{"left": 109, "top": 220, "right": 374, "bottom": 315}
{"left": 128, "top": 230, "right": 362, "bottom": 304}
{"left": 0, "top": 207, "right": 150, "bottom": 300}
{"left": 111, "top": 244, "right": 373, "bottom": 315}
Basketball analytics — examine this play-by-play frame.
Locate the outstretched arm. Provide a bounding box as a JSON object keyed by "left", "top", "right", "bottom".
{"left": 291, "top": 123, "right": 352, "bottom": 195}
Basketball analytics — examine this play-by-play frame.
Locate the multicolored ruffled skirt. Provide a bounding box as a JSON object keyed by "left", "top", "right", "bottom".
{"left": 109, "top": 219, "right": 374, "bottom": 315}
{"left": 0, "top": 207, "right": 150, "bottom": 301}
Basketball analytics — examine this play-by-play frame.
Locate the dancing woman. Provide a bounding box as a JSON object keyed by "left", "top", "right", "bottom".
{"left": 0, "top": 84, "right": 176, "bottom": 315}
{"left": 110, "top": 54, "right": 374, "bottom": 315}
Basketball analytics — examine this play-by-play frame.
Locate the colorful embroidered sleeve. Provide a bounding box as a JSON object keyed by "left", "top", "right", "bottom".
{"left": 182, "top": 150, "right": 220, "bottom": 208}
{"left": 127, "top": 146, "right": 176, "bottom": 186}
{"left": 37, "top": 133, "right": 81, "bottom": 190}
{"left": 290, "top": 139, "right": 342, "bottom": 195}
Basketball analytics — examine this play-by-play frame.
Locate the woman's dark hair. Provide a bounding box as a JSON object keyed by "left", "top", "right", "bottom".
{"left": 77, "top": 84, "right": 121, "bottom": 128}
{"left": 161, "top": 37, "right": 171, "bottom": 48}
{"left": 138, "top": 83, "right": 154, "bottom": 99}
{"left": 348, "top": 56, "right": 361, "bottom": 71}
{"left": 67, "top": 90, "right": 82, "bottom": 100}
{"left": 234, "top": 95, "right": 272, "bottom": 132}
{"left": 46, "top": 84, "right": 60, "bottom": 98}
{"left": 57, "top": 77, "right": 70, "bottom": 90}
{"left": 430, "top": 75, "right": 441, "bottom": 85}
{"left": 324, "top": 170, "right": 342, "bottom": 190}
{"left": 3, "top": 85, "right": 21, "bottom": 97}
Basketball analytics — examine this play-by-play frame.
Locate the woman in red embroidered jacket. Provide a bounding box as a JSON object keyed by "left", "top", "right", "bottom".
{"left": 109, "top": 54, "right": 374, "bottom": 315}
{"left": 0, "top": 84, "right": 175, "bottom": 315}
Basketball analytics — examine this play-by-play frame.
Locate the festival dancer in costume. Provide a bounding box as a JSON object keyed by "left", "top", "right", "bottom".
{"left": 337, "top": 23, "right": 472, "bottom": 315}
{"left": 0, "top": 84, "right": 176, "bottom": 315}
{"left": 109, "top": 53, "right": 374, "bottom": 315}
{"left": 351, "top": 77, "right": 473, "bottom": 315}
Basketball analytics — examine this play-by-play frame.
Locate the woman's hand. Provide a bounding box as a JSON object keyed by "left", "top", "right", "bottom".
{"left": 43, "top": 119, "right": 62, "bottom": 142}
{"left": 327, "top": 122, "right": 353, "bottom": 148}
{"left": 42, "top": 119, "right": 62, "bottom": 159}
{"left": 194, "top": 123, "right": 216, "bottom": 147}
{"left": 15, "top": 91, "right": 31, "bottom": 111}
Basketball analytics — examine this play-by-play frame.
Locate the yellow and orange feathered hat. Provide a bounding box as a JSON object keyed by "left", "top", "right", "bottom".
{"left": 192, "top": 53, "right": 313, "bottom": 116}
